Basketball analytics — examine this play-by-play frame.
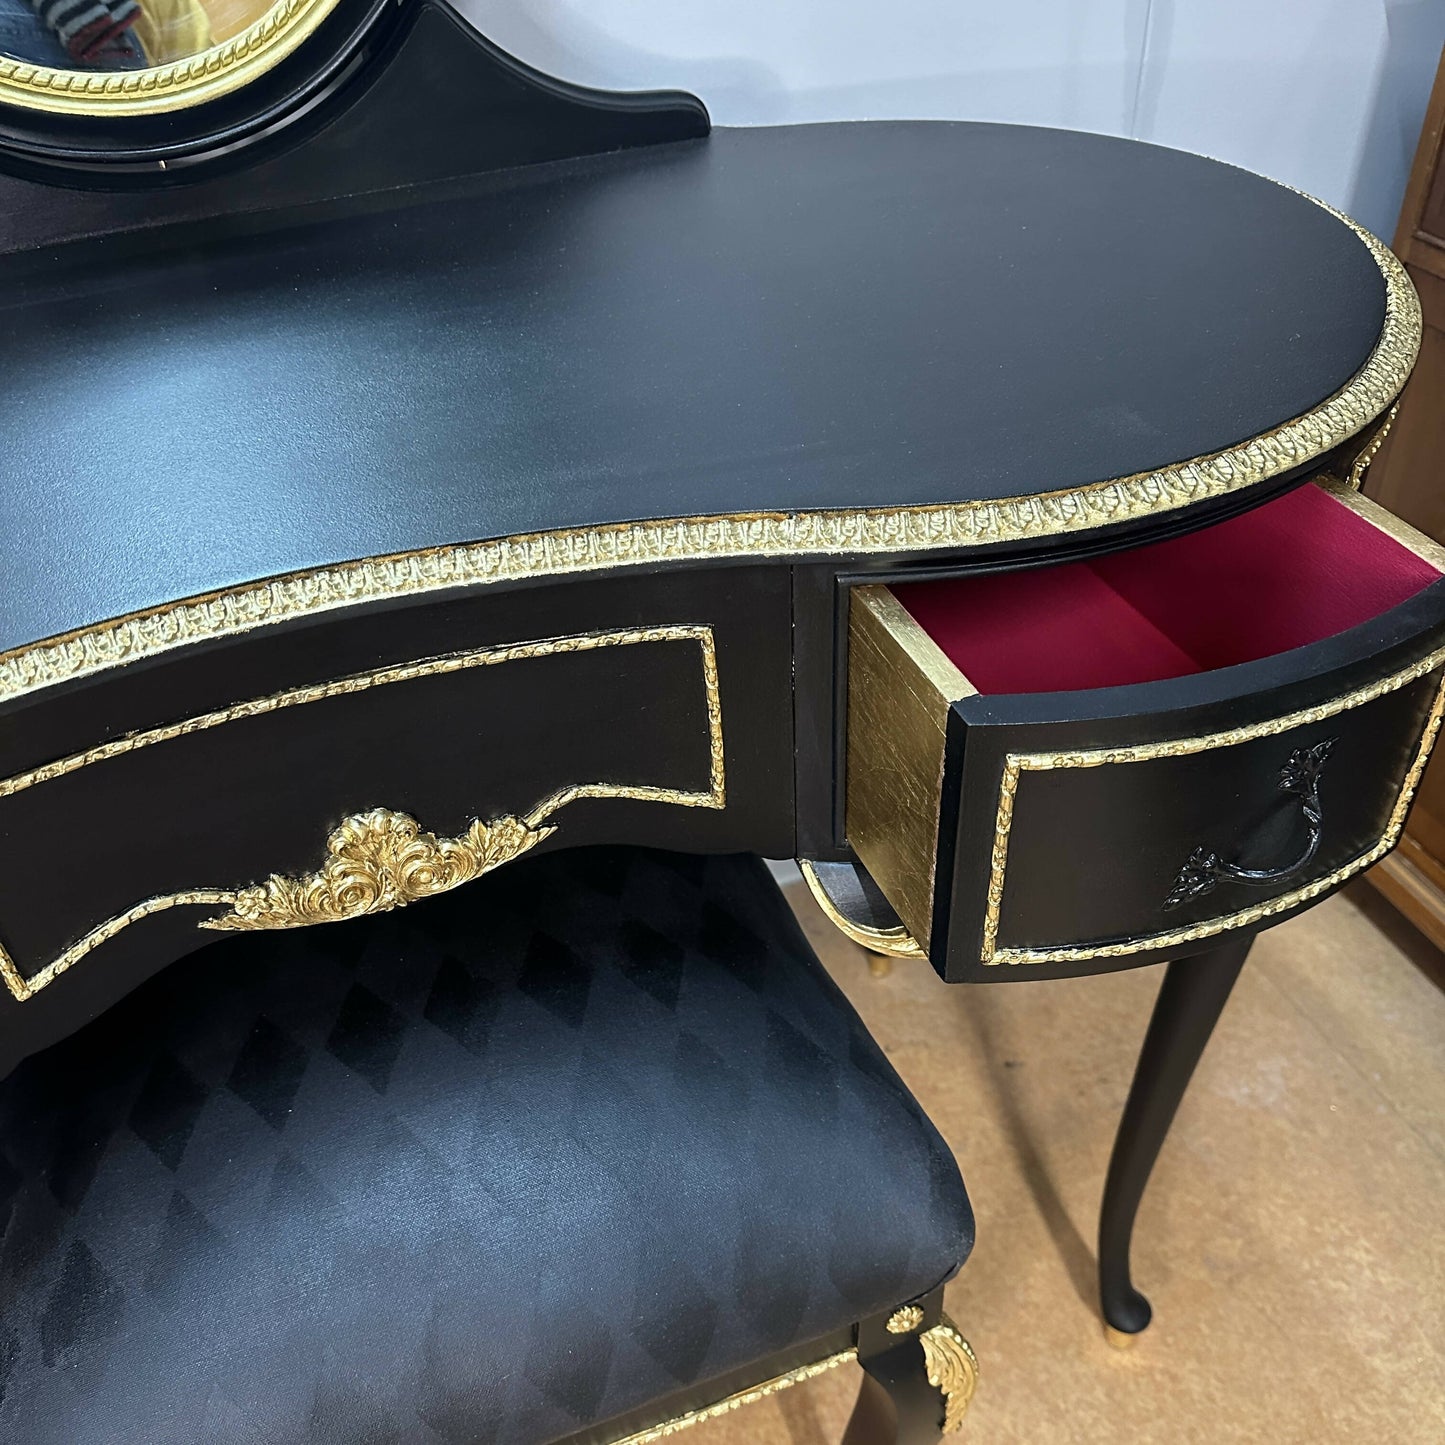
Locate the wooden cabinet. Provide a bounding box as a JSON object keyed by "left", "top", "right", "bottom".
{"left": 1363, "top": 47, "right": 1445, "bottom": 949}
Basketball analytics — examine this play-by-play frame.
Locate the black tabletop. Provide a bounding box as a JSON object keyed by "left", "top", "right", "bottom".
{"left": 0, "top": 121, "right": 1390, "bottom": 657}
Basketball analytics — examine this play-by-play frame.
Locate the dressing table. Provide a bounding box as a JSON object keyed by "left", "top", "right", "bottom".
{"left": 0, "top": 0, "right": 1436, "bottom": 1354}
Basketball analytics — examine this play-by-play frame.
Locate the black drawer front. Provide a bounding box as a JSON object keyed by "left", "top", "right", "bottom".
{"left": 0, "top": 626, "right": 715, "bottom": 996}
{"left": 0, "top": 568, "right": 795, "bottom": 1076}
{"left": 934, "top": 630, "right": 1445, "bottom": 981}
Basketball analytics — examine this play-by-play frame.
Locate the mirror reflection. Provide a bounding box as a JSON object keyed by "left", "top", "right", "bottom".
{"left": 0, "top": 0, "right": 272, "bottom": 70}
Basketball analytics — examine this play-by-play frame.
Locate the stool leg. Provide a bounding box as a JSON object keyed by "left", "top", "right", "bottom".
{"left": 843, "top": 1302, "right": 976, "bottom": 1443}
{"left": 1098, "top": 936, "right": 1251, "bottom": 1343}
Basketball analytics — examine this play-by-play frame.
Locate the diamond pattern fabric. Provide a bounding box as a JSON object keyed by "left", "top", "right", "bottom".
{"left": 0, "top": 848, "right": 972, "bottom": 1444}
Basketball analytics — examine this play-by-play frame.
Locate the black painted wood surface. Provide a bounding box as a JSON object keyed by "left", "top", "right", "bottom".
{"left": 1097, "top": 938, "right": 1252, "bottom": 1336}
{"left": 0, "top": 120, "right": 1384, "bottom": 659}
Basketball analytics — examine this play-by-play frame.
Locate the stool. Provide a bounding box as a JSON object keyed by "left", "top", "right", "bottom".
{"left": 0, "top": 848, "right": 976, "bottom": 1443}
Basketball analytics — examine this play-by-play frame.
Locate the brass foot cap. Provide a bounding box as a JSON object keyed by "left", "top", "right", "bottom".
{"left": 867, "top": 954, "right": 894, "bottom": 978}
{"left": 1104, "top": 1324, "right": 1144, "bottom": 1350}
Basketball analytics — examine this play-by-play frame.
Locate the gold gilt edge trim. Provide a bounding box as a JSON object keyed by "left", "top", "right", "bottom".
{"left": 798, "top": 860, "right": 927, "bottom": 960}
{"left": 0, "top": 203, "right": 1416, "bottom": 708}
{"left": 606, "top": 1349, "right": 856, "bottom": 1445}
{"left": 0, "top": 626, "right": 724, "bottom": 1002}
{"left": 0, "top": 0, "right": 343, "bottom": 117}
{"left": 981, "top": 646, "right": 1445, "bottom": 966}
{"left": 1346, "top": 403, "right": 1399, "bottom": 488}
{"left": 605, "top": 1317, "right": 976, "bottom": 1443}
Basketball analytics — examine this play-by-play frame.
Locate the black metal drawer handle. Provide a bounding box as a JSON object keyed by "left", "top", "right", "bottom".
{"left": 1164, "top": 737, "right": 1336, "bottom": 910}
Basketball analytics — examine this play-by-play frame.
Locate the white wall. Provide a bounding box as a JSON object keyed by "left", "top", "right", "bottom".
{"left": 456, "top": 0, "right": 1444, "bottom": 242}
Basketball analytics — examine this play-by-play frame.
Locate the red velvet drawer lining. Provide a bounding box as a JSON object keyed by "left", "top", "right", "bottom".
{"left": 891, "top": 485, "right": 1441, "bottom": 696}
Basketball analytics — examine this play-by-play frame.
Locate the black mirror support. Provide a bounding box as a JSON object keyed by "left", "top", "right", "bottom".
{"left": 0, "top": 0, "right": 709, "bottom": 257}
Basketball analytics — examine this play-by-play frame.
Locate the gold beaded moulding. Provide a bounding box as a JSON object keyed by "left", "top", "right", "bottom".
{"left": 0, "top": 205, "right": 1417, "bottom": 708}
{"left": 609, "top": 1316, "right": 977, "bottom": 1443}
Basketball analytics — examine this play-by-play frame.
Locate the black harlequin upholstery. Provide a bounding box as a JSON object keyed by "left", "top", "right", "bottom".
{"left": 0, "top": 848, "right": 972, "bottom": 1445}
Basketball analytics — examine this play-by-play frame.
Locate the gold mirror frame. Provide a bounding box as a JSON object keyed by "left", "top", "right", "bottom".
{"left": 0, "top": 0, "right": 342, "bottom": 116}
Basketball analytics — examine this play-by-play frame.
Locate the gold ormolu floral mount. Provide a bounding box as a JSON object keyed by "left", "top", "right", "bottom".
{"left": 200, "top": 808, "right": 554, "bottom": 932}
{"left": 920, "top": 1321, "right": 980, "bottom": 1433}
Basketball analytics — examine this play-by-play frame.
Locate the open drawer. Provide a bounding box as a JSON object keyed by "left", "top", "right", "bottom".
{"left": 845, "top": 479, "right": 1445, "bottom": 981}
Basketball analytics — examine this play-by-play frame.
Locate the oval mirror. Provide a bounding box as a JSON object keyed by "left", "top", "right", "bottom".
{"left": 0, "top": 0, "right": 340, "bottom": 114}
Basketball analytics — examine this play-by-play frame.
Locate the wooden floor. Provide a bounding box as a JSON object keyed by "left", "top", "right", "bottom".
{"left": 689, "top": 879, "right": 1445, "bottom": 1444}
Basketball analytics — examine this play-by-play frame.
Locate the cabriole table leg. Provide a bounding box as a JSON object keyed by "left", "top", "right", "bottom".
{"left": 1098, "top": 935, "right": 1253, "bottom": 1343}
